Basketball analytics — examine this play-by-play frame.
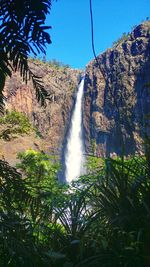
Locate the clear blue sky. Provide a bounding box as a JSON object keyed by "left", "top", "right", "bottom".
{"left": 44, "top": 0, "right": 150, "bottom": 69}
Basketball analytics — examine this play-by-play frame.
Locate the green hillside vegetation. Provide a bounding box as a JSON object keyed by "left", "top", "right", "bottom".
{"left": 112, "top": 32, "right": 129, "bottom": 47}
{"left": 47, "top": 59, "right": 70, "bottom": 69}
{"left": 30, "top": 57, "right": 71, "bottom": 70}
{"left": 112, "top": 19, "right": 150, "bottom": 48}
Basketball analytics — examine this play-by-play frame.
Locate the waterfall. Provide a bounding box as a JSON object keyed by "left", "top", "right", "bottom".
{"left": 64, "top": 78, "right": 85, "bottom": 183}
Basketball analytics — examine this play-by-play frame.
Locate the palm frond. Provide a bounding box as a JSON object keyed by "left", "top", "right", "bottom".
{"left": 0, "top": 0, "right": 53, "bottom": 111}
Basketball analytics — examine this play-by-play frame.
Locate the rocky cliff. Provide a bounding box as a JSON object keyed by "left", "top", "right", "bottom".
{"left": 1, "top": 60, "right": 81, "bottom": 164}
{"left": 1, "top": 22, "right": 150, "bottom": 163}
{"left": 84, "top": 21, "right": 150, "bottom": 157}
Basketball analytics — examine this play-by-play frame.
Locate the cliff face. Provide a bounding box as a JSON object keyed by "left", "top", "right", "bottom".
{"left": 2, "top": 61, "right": 81, "bottom": 163}
{"left": 84, "top": 21, "right": 150, "bottom": 156}
{"left": 1, "top": 22, "right": 150, "bottom": 163}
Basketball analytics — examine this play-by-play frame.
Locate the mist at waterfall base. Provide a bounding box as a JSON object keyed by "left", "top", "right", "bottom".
{"left": 63, "top": 78, "right": 85, "bottom": 183}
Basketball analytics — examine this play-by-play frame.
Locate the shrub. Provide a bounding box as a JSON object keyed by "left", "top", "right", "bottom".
{"left": 0, "top": 111, "right": 32, "bottom": 140}
{"left": 112, "top": 32, "right": 129, "bottom": 47}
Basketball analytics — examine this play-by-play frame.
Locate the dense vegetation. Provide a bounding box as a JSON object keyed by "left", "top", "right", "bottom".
{"left": 0, "top": 111, "right": 33, "bottom": 140}
{"left": 0, "top": 1, "right": 150, "bottom": 266}
{"left": 1, "top": 146, "right": 150, "bottom": 266}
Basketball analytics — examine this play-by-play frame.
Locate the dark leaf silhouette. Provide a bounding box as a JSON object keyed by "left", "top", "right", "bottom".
{"left": 0, "top": 0, "right": 53, "bottom": 111}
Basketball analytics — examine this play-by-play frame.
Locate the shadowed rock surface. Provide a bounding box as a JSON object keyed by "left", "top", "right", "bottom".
{"left": 84, "top": 21, "right": 150, "bottom": 157}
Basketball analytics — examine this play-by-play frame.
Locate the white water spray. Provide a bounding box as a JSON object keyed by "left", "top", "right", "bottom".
{"left": 65, "top": 78, "right": 85, "bottom": 183}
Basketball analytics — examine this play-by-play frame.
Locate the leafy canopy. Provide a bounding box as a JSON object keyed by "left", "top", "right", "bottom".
{"left": 1, "top": 149, "right": 150, "bottom": 266}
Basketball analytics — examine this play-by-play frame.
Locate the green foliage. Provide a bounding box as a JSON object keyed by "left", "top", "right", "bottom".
{"left": 85, "top": 139, "right": 104, "bottom": 174}
{"left": 91, "top": 138, "right": 97, "bottom": 154}
{"left": 0, "top": 149, "right": 67, "bottom": 266}
{"left": 0, "top": 111, "right": 32, "bottom": 140}
{"left": 17, "top": 149, "right": 58, "bottom": 173}
{"left": 1, "top": 146, "right": 150, "bottom": 266}
{"left": 16, "top": 149, "right": 60, "bottom": 188}
{"left": 86, "top": 154, "right": 104, "bottom": 173}
{"left": 31, "top": 57, "right": 71, "bottom": 70}
{"left": 16, "top": 149, "right": 66, "bottom": 209}
{"left": 48, "top": 59, "right": 70, "bottom": 69}
{"left": 112, "top": 19, "right": 150, "bottom": 49}
{"left": 0, "top": 159, "right": 39, "bottom": 266}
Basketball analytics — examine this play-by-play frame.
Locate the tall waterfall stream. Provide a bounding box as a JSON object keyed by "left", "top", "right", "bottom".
{"left": 64, "top": 78, "right": 85, "bottom": 183}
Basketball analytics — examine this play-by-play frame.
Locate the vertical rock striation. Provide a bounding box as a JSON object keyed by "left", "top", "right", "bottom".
{"left": 84, "top": 22, "right": 150, "bottom": 156}
{"left": 3, "top": 60, "right": 81, "bottom": 159}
